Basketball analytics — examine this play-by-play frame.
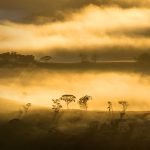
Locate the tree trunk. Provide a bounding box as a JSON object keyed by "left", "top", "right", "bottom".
{"left": 67, "top": 103, "right": 69, "bottom": 110}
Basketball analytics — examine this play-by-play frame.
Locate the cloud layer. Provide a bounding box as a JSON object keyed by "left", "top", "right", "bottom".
{"left": 0, "top": 5, "right": 150, "bottom": 58}
{"left": 0, "top": 1, "right": 150, "bottom": 59}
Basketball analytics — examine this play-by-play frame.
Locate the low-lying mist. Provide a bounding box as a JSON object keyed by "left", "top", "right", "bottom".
{"left": 0, "top": 68, "right": 150, "bottom": 111}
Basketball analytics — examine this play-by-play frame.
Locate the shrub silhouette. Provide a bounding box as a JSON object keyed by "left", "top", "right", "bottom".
{"left": 107, "top": 101, "right": 113, "bottom": 120}
{"left": 78, "top": 95, "right": 92, "bottom": 111}
{"left": 23, "top": 103, "right": 32, "bottom": 115}
{"left": 118, "top": 101, "right": 128, "bottom": 120}
{"left": 51, "top": 99, "right": 62, "bottom": 113}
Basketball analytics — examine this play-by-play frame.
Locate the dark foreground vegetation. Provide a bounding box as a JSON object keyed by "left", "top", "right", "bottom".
{"left": 0, "top": 110, "right": 150, "bottom": 150}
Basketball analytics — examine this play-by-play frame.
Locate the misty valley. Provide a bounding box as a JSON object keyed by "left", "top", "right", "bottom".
{"left": 1, "top": 0, "right": 150, "bottom": 149}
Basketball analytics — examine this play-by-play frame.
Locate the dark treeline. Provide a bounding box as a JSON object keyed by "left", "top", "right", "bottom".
{"left": 0, "top": 52, "right": 150, "bottom": 73}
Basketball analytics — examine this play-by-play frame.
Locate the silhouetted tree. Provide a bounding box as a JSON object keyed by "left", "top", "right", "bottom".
{"left": 107, "top": 101, "right": 113, "bottom": 118}
{"left": 79, "top": 53, "right": 90, "bottom": 63}
{"left": 78, "top": 95, "right": 92, "bottom": 111}
{"left": 60, "top": 94, "right": 76, "bottom": 109}
{"left": 52, "top": 99, "right": 62, "bottom": 112}
{"left": 49, "top": 99, "right": 63, "bottom": 133}
{"left": 40, "top": 56, "right": 52, "bottom": 62}
{"left": 91, "top": 54, "right": 98, "bottom": 63}
{"left": 118, "top": 101, "right": 128, "bottom": 120}
{"left": 0, "top": 52, "right": 35, "bottom": 63}
{"left": 23, "top": 103, "right": 32, "bottom": 114}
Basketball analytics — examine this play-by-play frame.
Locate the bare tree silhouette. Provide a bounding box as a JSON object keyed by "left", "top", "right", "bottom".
{"left": 60, "top": 95, "right": 76, "bottom": 109}
{"left": 52, "top": 99, "right": 62, "bottom": 113}
{"left": 118, "top": 101, "right": 128, "bottom": 120}
{"left": 78, "top": 95, "right": 92, "bottom": 111}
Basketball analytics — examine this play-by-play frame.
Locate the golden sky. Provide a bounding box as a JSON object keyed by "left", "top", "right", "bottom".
{"left": 0, "top": 0, "right": 150, "bottom": 59}
{"left": 0, "top": 70, "right": 150, "bottom": 111}
{"left": 0, "top": 1, "right": 150, "bottom": 111}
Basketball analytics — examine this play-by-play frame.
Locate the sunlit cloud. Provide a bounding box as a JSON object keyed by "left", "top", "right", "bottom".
{"left": 0, "top": 5, "right": 150, "bottom": 55}
{"left": 0, "top": 0, "right": 150, "bottom": 113}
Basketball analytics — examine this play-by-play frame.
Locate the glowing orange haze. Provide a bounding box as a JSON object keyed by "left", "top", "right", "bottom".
{"left": 0, "top": 5, "right": 150, "bottom": 53}
{"left": 0, "top": 3, "right": 150, "bottom": 112}
{"left": 0, "top": 71, "right": 150, "bottom": 111}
